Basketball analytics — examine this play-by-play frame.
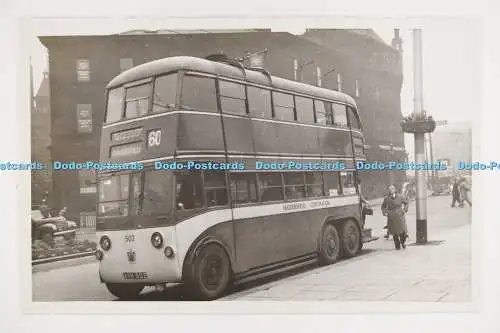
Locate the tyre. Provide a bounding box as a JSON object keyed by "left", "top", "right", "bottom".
{"left": 105, "top": 283, "right": 144, "bottom": 300}
{"left": 341, "top": 219, "right": 361, "bottom": 258}
{"left": 185, "top": 243, "right": 231, "bottom": 300}
{"left": 318, "top": 224, "right": 341, "bottom": 265}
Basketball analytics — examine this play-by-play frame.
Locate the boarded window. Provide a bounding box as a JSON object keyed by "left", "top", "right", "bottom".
{"left": 76, "top": 104, "right": 93, "bottom": 133}
{"left": 76, "top": 59, "right": 90, "bottom": 82}
{"left": 120, "top": 58, "right": 134, "bottom": 72}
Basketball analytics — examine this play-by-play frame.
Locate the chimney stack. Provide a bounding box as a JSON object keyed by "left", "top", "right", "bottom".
{"left": 391, "top": 28, "right": 403, "bottom": 52}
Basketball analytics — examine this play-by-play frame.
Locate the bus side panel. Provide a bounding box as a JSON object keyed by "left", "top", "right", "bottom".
{"left": 317, "top": 127, "right": 351, "bottom": 156}
{"left": 176, "top": 113, "right": 225, "bottom": 152}
{"left": 222, "top": 116, "right": 255, "bottom": 153}
{"left": 175, "top": 209, "right": 234, "bottom": 273}
{"left": 252, "top": 119, "right": 276, "bottom": 154}
{"left": 274, "top": 122, "right": 320, "bottom": 155}
{"left": 231, "top": 198, "right": 361, "bottom": 274}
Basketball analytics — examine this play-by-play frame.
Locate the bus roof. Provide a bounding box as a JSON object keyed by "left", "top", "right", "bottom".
{"left": 106, "top": 56, "right": 357, "bottom": 108}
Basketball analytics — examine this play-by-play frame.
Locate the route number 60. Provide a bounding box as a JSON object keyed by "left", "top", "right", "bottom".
{"left": 148, "top": 129, "right": 162, "bottom": 147}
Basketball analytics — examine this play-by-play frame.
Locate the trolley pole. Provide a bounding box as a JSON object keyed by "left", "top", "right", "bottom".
{"left": 413, "top": 29, "right": 428, "bottom": 244}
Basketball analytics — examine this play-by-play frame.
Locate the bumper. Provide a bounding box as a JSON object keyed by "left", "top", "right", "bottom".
{"left": 97, "top": 226, "right": 182, "bottom": 284}
{"left": 53, "top": 229, "right": 76, "bottom": 236}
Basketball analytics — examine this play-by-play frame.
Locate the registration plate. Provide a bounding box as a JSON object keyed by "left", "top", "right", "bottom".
{"left": 122, "top": 272, "right": 148, "bottom": 280}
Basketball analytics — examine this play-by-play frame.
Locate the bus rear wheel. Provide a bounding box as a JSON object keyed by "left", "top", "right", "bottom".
{"left": 341, "top": 219, "right": 361, "bottom": 258}
{"left": 105, "top": 283, "right": 144, "bottom": 300}
{"left": 186, "top": 243, "right": 231, "bottom": 300}
{"left": 318, "top": 224, "right": 341, "bottom": 265}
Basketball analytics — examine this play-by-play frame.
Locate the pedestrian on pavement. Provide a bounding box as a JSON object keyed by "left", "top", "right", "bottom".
{"left": 381, "top": 185, "right": 409, "bottom": 250}
{"left": 451, "top": 177, "right": 461, "bottom": 207}
{"left": 458, "top": 177, "right": 472, "bottom": 207}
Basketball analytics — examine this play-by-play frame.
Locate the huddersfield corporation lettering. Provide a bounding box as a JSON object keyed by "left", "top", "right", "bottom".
{"left": 283, "top": 200, "right": 331, "bottom": 211}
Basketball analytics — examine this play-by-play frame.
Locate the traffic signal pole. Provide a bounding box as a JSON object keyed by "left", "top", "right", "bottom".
{"left": 413, "top": 29, "right": 428, "bottom": 244}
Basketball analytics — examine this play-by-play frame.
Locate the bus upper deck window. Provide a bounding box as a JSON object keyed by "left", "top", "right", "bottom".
{"left": 125, "top": 83, "right": 151, "bottom": 119}
{"left": 105, "top": 87, "right": 124, "bottom": 123}
{"left": 153, "top": 73, "right": 178, "bottom": 113}
{"left": 332, "top": 103, "right": 348, "bottom": 127}
{"left": 180, "top": 75, "right": 217, "bottom": 112}
{"left": 315, "top": 100, "right": 333, "bottom": 125}
{"left": 347, "top": 107, "right": 361, "bottom": 129}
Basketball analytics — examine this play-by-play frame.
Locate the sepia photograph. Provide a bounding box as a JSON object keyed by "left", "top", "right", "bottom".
{"left": 24, "top": 16, "right": 479, "bottom": 308}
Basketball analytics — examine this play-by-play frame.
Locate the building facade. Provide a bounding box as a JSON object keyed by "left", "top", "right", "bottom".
{"left": 39, "top": 28, "right": 406, "bottom": 222}
{"left": 31, "top": 70, "right": 52, "bottom": 204}
{"left": 431, "top": 121, "right": 472, "bottom": 176}
{"left": 302, "top": 29, "right": 406, "bottom": 196}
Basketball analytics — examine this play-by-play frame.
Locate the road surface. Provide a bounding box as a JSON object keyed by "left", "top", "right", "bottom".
{"left": 32, "top": 194, "right": 470, "bottom": 301}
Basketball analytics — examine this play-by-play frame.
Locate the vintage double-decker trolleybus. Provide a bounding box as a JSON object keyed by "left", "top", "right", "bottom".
{"left": 96, "top": 56, "right": 376, "bottom": 300}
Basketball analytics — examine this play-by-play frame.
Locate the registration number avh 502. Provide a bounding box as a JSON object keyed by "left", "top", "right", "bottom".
{"left": 122, "top": 272, "right": 148, "bottom": 280}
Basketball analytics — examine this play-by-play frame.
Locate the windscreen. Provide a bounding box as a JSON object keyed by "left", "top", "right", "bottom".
{"left": 97, "top": 170, "right": 173, "bottom": 219}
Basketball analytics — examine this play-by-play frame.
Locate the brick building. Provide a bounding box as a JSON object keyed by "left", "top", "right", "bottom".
{"left": 31, "top": 68, "right": 52, "bottom": 204}
{"left": 39, "top": 28, "right": 406, "bottom": 222}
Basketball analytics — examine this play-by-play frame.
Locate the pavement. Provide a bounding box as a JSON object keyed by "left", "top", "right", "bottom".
{"left": 223, "top": 195, "right": 471, "bottom": 301}
{"left": 31, "top": 194, "right": 471, "bottom": 302}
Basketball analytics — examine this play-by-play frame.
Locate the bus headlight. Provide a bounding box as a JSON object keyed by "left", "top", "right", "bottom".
{"left": 164, "top": 246, "right": 174, "bottom": 258}
{"left": 100, "top": 236, "right": 111, "bottom": 251}
{"left": 151, "top": 232, "right": 163, "bottom": 248}
{"left": 95, "top": 250, "right": 104, "bottom": 260}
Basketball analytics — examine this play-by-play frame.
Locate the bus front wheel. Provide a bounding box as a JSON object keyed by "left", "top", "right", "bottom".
{"left": 105, "top": 283, "right": 144, "bottom": 300}
{"left": 185, "top": 243, "right": 231, "bottom": 300}
{"left": 341, "top": 219, "right": 361, "bottom": 258}
{"left": 318, "top": 224, "right": 341, "bottom": 265}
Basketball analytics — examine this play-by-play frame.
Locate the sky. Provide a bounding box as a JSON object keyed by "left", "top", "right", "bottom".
{"left": 28, "top": 18, "right": 479, "bottom": 157}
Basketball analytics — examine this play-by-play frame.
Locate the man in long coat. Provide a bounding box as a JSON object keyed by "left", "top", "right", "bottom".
{"left": 381, "top": 185, "right": 409, "bottom": 250}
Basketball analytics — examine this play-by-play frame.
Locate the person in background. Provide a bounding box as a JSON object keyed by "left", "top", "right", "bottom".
{"left": 458, "top": 177, "right": 472, "bottom": 207}
{"left": 381, "top": 185, "right": 409, "bottom": 250}
{"left": 451, "top": 177, "right": 461, "bottom": 207}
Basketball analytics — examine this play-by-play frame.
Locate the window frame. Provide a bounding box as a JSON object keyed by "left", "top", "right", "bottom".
{"left": 76, "top": 103, "right": 93, "bottom": 133}
{"left": 294, "top": 95, "right": 315, "bottom": 124}
{"left": 283, "top": 172, "right": 306, "bottom": 201}
{"left": 152, "top": 72, "right": 179, "bottom": 114}
{"left": 229, "top": 172, "right": 258, "bottom": 206}
{"left": 124, "top": 81, "right": 153, "bottom": 120}
{"left": 257, "top": 172, "right": 285, "bottom": 203}
{"left": 180, "top": 73, "right": 218, "bottom": 113}
{"left": 76, "top": 59, "right": 91, "bottom": 82}
{"left": 246, "top": 85, "right": 273, "bottom": 119}
{"left": 332, "top": 102, "right": 349, "bottom": 127}
{"left": 272, "top": 91, "right": 296, "bottom": 122}
{"left": 218, "top": 79, "right": 248, "bottom": 116}
{"left": 305, "top": 172, "right": 325, "bottom": 198}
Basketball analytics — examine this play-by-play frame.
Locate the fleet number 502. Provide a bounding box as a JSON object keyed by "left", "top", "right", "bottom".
{"left": 148, "top": 129, "right": 162, "bottom": 147}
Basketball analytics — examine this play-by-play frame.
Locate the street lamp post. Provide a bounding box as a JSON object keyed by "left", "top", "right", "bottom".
{"left": 400, "top": 29, "right": 437, "bottom": 244}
